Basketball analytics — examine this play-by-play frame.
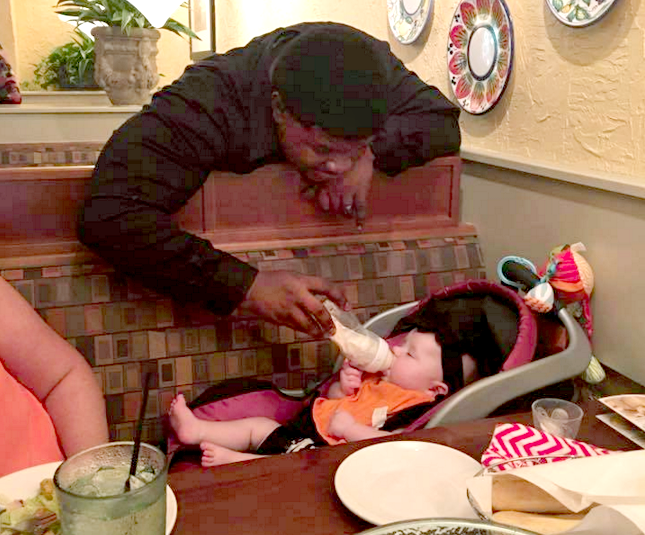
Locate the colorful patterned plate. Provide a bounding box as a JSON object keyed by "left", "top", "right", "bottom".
{"left": 387, "top": 0, "right": 434, "bottom": 45}
{"left": 546, "top": 0, "right": 619, "bottom": 27}
{"left": 447, "top": 0, "right": 514, "bottom": 115}
{"left": 356, "top": 518, "right": 538, "bottom": 534}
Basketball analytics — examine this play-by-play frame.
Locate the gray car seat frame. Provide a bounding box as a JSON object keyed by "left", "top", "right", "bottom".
{"left": 362, "top": 301, "right": 592, "bottom": 429}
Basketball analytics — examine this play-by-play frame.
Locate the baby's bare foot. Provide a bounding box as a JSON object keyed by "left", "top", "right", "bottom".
{"left": 169, "top": 394, "right": 203, "bottom": 445}
{"left": 200, "top": 441, "right": 265, "bottom": 467}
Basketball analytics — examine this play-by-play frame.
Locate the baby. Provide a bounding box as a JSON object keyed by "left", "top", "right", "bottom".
{"left": 169, "top": 327, "right": 477, "bottom": 466}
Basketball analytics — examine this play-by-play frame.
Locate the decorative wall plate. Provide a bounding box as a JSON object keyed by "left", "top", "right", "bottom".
{"left": 387, "top": 0, "right": 434, "bottom": 45}
{"left": 447, "top": 0, "right": 514, "bottom": 115}
{"left": 546, "top": 0, "right": 619, "bottom": 27}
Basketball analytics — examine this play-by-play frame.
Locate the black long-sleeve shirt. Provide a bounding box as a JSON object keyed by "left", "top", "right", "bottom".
{"left": 79, "top": 22, "right": 461, "bottom": 316}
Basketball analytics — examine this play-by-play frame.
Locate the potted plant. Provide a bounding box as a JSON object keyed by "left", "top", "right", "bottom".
{"left": 30, "top": 29, "right": 99, "bottom": 90}
{"left": 55, "top": 0, "right": 198, "bottom": 105}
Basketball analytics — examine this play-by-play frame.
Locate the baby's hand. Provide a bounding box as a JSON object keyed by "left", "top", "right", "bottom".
{"left": 339, "top": 359, "right": 363, "bottom": 395}
{"left": 328, "top": 409, "right": 356, "bottom": 439}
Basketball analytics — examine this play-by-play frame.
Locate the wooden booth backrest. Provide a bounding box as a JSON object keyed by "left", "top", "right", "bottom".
{"left": 0, "top": 154, "right": 486, "bottom": 444}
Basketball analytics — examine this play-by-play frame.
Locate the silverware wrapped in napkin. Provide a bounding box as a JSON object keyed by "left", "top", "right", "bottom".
{"left": 467, "top": 450, "right": 645, "bottom": 535}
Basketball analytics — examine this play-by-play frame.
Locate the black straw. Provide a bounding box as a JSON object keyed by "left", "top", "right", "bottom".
{"left": 126, "top": 371, "right": 151, "bottom": 491}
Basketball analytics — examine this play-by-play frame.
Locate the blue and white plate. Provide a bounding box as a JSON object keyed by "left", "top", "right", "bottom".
{"left": 546, "top": 0, "right": 619, "bottom": 28}
{"left": 387, "top": 0, "right": 434, "bottom": 44}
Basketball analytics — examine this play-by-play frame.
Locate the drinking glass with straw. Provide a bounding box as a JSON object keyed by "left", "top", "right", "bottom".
{"left": 54, "top": 371, "right": 168, "bottom": 535}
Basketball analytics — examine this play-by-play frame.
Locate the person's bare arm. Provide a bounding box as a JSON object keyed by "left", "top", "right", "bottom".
{"left": 326, "top": 359, "right": 363, "bottom": 399}
{"left": 0, "top": 278, "right": 108, "bottom": 456}
{"left": 336, "top": 421, "right": 393, "bottom": 442}
{"left": 327, "top": 409, "right": 394, "bottom": 442}
{"left": 326, "top": 381, "right": 345, "bottom": 400}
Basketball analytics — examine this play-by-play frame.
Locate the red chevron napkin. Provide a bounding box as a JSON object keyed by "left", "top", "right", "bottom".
{"left": 481, "top": 422, "right": 615, "bottom": 469}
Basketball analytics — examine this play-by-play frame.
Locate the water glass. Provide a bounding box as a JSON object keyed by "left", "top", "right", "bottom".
{"left": 532, "top": 398, "right": 584, "bottom": 439}
{"left": 53, "top": 441, "right": 168, "bottom": 535}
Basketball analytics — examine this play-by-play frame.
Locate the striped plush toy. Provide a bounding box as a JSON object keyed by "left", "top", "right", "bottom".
{"left": 539, "top": 242, "right": 594, "bottom": 338}
{"left": 498, "top": 243, "right": 605, "bottom": 384}
{"left": 537, "top": 243, "right": 605, "bottom": 384}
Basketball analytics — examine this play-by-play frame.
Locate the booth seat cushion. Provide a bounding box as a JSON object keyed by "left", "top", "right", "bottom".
{"left": 5, "top": 233, "right": 485, "bottom": 444}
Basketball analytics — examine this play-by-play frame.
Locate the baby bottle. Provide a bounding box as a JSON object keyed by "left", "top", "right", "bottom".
{"left": 323, "top": 300, "right": 395, "bottom": 373}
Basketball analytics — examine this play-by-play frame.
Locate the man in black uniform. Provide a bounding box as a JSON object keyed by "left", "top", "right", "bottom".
{"left": 79, "top": 22, "right": 461, "bottom": 338}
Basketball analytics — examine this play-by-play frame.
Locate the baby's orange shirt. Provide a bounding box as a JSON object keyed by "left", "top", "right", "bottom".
{"left": 313, "top": 376, "right": 438, "bottom": 445}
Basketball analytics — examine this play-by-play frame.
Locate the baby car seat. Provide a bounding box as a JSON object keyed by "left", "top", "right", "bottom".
{"left": 164, "top": 279, "right": 590, "bottom": 461}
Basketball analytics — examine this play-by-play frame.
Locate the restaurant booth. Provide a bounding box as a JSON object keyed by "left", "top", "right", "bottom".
{"left": 2, "top": 142, "right": 644, "bottom": 535}
{"left": 0, "top": 154, "right": 481, "bottom": 445}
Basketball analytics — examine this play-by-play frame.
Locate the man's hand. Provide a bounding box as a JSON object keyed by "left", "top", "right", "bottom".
{"left": 339, "top": 359, "right": 363, "bottom": 396}
{"left": 233, "top": 270, "right": 348, "bottom": 337}
{"left": 316, "top": 145, "right": 374, "bottom": 229}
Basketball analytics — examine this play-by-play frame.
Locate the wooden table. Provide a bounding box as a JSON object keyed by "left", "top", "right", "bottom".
{"left": 167, "top": 399, "right": 637, "bottom": 535}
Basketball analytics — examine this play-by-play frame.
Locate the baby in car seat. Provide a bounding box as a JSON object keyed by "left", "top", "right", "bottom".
{"left": 169, "top": 329, "right": 471, "bottom": 466}
{"left": 168, "top": 293, "right": 513, "bottom": 466}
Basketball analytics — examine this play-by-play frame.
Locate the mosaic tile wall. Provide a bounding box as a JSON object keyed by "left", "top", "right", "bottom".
{"left": 0, "top": 142, "right": 103, "bottom": 167}
{"left": 6, "top": 235, "right": 485, "bottom": 445}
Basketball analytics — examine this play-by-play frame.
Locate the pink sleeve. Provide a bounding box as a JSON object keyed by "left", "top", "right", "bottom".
{"left": 0, "top": 361, "right": 63, "bottom": 477}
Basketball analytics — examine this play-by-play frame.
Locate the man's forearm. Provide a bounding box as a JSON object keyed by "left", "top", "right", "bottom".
{"left": 80, "top": 197, "right": 258, "bottom": 315}
{"left": 373, "top": 110, "right": 461, "bottom": 175}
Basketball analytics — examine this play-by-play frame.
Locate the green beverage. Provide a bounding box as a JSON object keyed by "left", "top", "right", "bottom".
{"left": 53, "top": 442, "right": 168, "bottom": 535}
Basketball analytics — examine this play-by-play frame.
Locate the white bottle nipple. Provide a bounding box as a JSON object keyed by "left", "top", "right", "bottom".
{"left": 323, "top": 300, "right": 395, "bottom": 373}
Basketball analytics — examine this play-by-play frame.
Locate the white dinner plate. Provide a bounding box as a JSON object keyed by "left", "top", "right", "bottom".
{"left": 0, "top": 461, "right": 177, "bottom": 535}
{"left": 334, "top": 441, "right": 481, "bottom": 525}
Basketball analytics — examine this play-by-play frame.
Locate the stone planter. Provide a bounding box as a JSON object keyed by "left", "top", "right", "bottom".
{"left": 91, "top": 27, "right": 160, "bottom": 106}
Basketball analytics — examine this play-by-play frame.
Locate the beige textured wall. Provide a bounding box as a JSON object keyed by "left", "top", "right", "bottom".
{"left": 0, "top": 0, "right": 17, "bottom": 70}
{"left": 11, "top": 0, "right": 191, "bottom": 86}
{"left": 217, "top": 0, "right": 644, "bottom": 184}
{"left": 215, "top": 0, "right": 387, "bottom": 50}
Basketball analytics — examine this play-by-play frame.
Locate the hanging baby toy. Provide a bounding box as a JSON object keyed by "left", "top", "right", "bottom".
{"left": 497, "top": 243, "right": 605, "bottom": 384}
{"left": 539, "top": 243, "right": 594, "bottom": 338}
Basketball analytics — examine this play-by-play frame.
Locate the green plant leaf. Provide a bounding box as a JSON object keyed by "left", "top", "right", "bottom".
{"left": 164, "top": 19, "right": 199, "bottom": 39}
{"left": 121, "top": 9, "right": 134, "bottom": 28}
{"left": 30, "top": 27, "right": 96, "bottom": 89}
